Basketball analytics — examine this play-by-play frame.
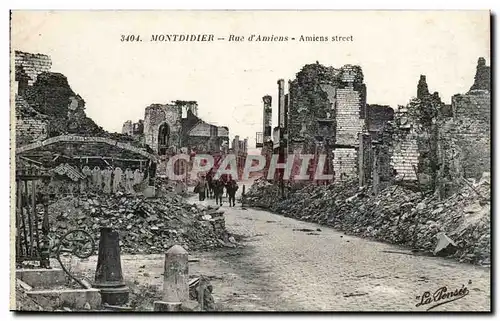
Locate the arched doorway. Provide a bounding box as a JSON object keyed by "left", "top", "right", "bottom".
{"left": 158, "top": 123, "right": 170, "bottom": 155}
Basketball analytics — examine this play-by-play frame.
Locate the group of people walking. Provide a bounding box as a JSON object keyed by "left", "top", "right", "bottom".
{"left": 194, "top": 172, "right": 239, "bottom": 207}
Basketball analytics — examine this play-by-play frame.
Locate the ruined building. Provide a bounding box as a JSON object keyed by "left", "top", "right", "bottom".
{"left": 14, "top": 51, "right": 108, "bottom": 146}
{"left": 257, "top": 57, "right": 489, "bottom": 193}
{"left": 14, "top": 51, "right": 154, "bottom": 197}
{"left": 259, "top": 62, "right": 393, "bottom": 182}
{"left": 122, "top": 100, "right": 230, "bottom": 156}
{"left": 374, "top": 57, "right": 490, "bottom": 195}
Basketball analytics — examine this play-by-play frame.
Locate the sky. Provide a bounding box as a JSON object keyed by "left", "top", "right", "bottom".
{"left": 11, "top": 11, "right": 490, "bottom": 152}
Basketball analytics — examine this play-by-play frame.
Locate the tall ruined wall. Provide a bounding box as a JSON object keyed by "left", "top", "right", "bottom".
{"left": 332, "top": 66, "right": 366, "bottom": 181}
{"left": 15, "top": 51, "right": 52, "bottom": 85}
{"left": 437, "top": 58, "right": 490, "bottom": 190}
{"left": 15, "top": 51, "right": 105, "bottom": 144}
{"left": 288, "top": 63, "right": 338, "bottom": 154}
{"left": 440, "top": 88, "right": 490, "bottom": 184}
{"left": 439, "top": 116, "right": 490, "bottom": 183}
{"left": 469, "top": 57, "right": 490, "bottom": 92}
{"left": 287, "top": 63, "right": 367, "bottom": 181}
{"left": 335, "top": 66, "right": 366, "bottom": 146}
{"left": 143, "top": 104, "right": 182, "bottom": 152}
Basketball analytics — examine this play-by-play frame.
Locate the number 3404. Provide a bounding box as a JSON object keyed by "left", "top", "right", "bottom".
{"left": 121, "top": 35, "right": 142, "bottom": 42}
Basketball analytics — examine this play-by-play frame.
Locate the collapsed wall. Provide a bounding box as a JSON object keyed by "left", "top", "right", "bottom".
{"left": 14, "top": 51, "right": 107, "bottom": 144}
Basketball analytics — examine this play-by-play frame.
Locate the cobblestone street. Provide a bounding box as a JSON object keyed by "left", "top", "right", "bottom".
{"left": 68, "top": 193, "right": 491, "bottom": 312}
{"left": 185, "top": 191, "right": 491, "bottom": 311}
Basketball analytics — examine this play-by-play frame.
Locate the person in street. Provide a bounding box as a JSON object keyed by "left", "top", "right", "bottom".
{"left": 227, "top": 179, "right": 239, "bottom": 207}
{"left": 213, "top": 178, "right": 225, "bottom": 206}
{"left": 194, "top": 176, "right": 208, "bottom": 201}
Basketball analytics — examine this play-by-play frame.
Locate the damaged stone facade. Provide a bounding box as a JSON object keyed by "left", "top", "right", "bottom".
{"left": 259, "top": 57, "right": 490, "bottom": 193}
{"left": 14, "top": 51, "right": 107, "bottom": 146}
{"left": 14, "top": 51, "right": 152, "bottom": 195}
{"left": 373, "top": 58, "right": 490, "bottom": 193}
{"left": 264, "top": 62, "right": 377, "bottom": 181}
{"left": 436, "top": 58, "right": 491, "bottom": 195}
{"left": 124, "top": 100, "right": 230, "bottom": 155}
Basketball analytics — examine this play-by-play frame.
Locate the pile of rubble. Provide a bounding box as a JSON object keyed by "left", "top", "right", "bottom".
{"left": 243, "top": 174, "right": 491, "bottom": 265}
{"left": 48, "top": 192, "right": 232, "bottom": 254}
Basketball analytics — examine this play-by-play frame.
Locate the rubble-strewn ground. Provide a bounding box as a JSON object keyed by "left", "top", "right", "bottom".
{"left": 242, "top": 174, "right": 491, "bottom": 265}
{"left": 66, "top": 194, "right": 490, "bottom": 311}
{"left": 48, "top": 189, "right": 232, "bottom": 254}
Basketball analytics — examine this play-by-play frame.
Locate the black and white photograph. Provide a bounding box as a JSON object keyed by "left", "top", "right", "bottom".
{"left": 8, "top": 10, "right": 491, "bottom": 312}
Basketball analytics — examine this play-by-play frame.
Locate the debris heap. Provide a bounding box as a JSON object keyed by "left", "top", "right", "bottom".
{"left": 49, "top": 192, "right": 231, "bottom": 254}
{"left": 243, "top": 174, "right": 490, "bottom": 265}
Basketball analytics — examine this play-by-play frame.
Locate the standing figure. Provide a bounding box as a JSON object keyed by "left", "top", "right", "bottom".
{"left": 206, "top": 171, "right": 214, "bottom": 199}
{"left": 227, "top": 179, "right": 239, "bottom": 207}
{"left": 113, "top": 167, "right": 123, "bottom": 193}
{"left": 213, "top": 178, "right": 225, "bottom": 206}
{"left": 194, "top": 176, "right": 208, "bottom": 201}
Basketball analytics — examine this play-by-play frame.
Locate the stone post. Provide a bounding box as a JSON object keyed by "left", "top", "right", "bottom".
{"left": 93, "top": 227, "right": 129, "bottom": 306}
{"left": 153, "top": 245, "right": 189, "bottom": 311}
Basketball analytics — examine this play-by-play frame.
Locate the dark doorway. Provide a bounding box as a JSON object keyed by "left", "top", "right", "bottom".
{"left": 158, "top": 123, "right": 170, "bottom": 155}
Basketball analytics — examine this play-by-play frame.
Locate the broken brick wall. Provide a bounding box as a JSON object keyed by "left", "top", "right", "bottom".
{"left": 287, "top": 63, "right": 367, "bottom": 182}
{"left": 439, "top": 91, "right": 490, "bottom": 188}
{"left": 332, "top": 148, "right": 358, "bottom": 181}
{"left": 15, "top": 51, "right": 52, "bottom": 86}
{"left": 332, "top": 66, "right": 366, "bottom": 181}
{"left": 335, "top": 67, "right": 366, "bottom": 146}
{"left": 389, "top": 129, "right": 419, "bottom": 181}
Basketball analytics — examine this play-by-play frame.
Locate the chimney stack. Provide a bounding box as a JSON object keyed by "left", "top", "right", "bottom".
{"left": 277, "top": 79, "right": 285, "bottom": 130}
{"left": 262, "top": 95, "right": 272, "bottom": 143}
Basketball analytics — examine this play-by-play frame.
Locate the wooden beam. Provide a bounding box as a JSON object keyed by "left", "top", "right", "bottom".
{"left": 19, "top": 156, "right": 43, "bottom": 165}
{"left": 67, "top": 156, "right": 148, "bottom": 162}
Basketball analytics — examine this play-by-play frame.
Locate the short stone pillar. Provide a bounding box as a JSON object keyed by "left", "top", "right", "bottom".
{"left": 93, "top": 227, "right": 129, "bottom": 306}
{"left": 153, "top": 245, "right": 189, "bottom": 311}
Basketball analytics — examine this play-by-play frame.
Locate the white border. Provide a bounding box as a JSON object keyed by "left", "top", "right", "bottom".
{"left": 2, "top": 1, "right": 497, "bottom": 320}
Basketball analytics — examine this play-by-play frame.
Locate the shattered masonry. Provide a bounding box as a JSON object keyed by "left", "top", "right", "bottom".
{"left": 123, "top": 101, "right": 231, "bottom": 157}
{"left": 260, "top": 57, "right": 491, "bottom": 192}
